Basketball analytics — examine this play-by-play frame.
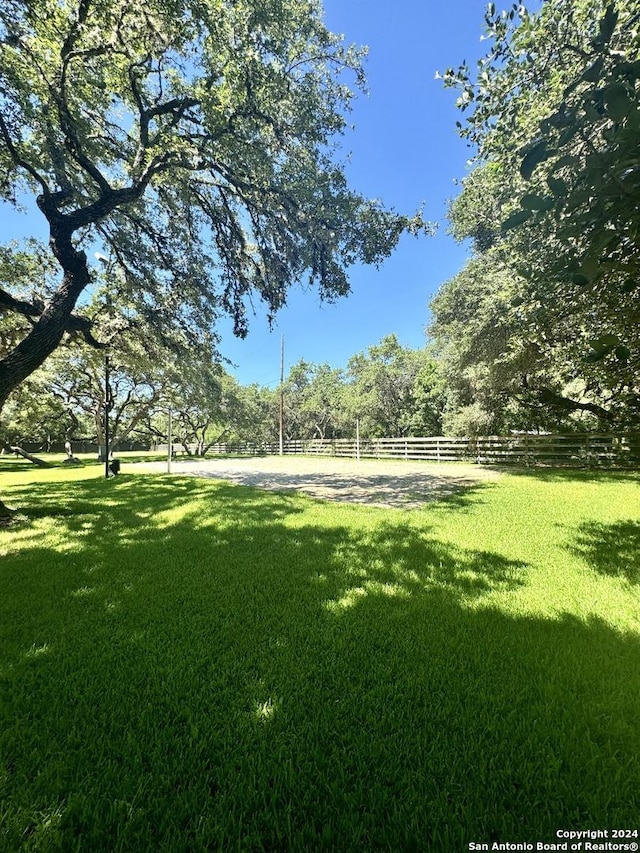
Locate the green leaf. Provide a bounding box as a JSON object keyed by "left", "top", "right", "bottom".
{"left": 551, "top": 105, "right": 576, "bottom": 128}
{"left": 582, "top": 57, "right": 605, "bottom": 83}
{"left": 565, "top": 56, "right": 604, "bottom": 96}
{"left": 501, "top": 209, "right": 533, "bottom": 233}
{"left": 584, "top": 334, "right": 619, "bottom": 362}
{"left": 604, "top": 83, "right": 632, "bottom": 121}
{"left": 617, "top": 59, "right": 640, "bottom": 82}
{"left": 620, "top": 166, "right": 640, "bottom": 189}
{"left": 551, "top": 154, "right": 579, "bottom": 172}
{"left": 620, "top": 278, "right": 639, "bottom": 294}
{"left": 584, "top": 101, "right": 605, "bottom": 123}
{"left": 614, "top": 344, "right": 631, "bottom": 362}
{"left": 572, "top": 273, "right": 590, "bottom": 286}
{"left": 573, "top": 255, "right": 601, "bottom": 284}
{"left": 547, "top": 176, "right": 568, "bottom": 196}
{"left": 519, "top": 139, "right": 550, "bottom": 181}
{"left": 598, "top": 4, "right": 619, "bottom": 46}
{"left": 520, "top": 194, "right": 555, "bottom": 211}
{"left": 580, "top": 255, "right": 600, "bottom": 278}
{"left": 557, "top": 122, "right": 581, "bottom": 147}
{"left": 593, "top": 334, "right": 620, "bottom": 349}
{"left": 514, "top": 266, "right": 533, "bottom": 280}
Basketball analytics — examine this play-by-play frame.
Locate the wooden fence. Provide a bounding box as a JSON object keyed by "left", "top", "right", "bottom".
{"left": 162, "top": 434, "right": 640, "bottom": 467}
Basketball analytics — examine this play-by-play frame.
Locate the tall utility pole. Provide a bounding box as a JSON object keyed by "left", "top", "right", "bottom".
{"left": 279, "top": 334, "right": 284, "bottom": 456}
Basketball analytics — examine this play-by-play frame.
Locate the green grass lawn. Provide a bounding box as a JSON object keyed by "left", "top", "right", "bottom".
{"left": 1, "top": 462, "right": 639, "bottom": 851}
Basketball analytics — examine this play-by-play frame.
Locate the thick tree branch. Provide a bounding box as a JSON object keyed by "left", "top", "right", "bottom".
{"left": 9, "top": 446, "right": 51, "bottom": 467}
{"left": 0, "top": 287, "right": 106, "bottom": 348}
{"left": 66, "top": 314, "right": 108, "bottom": 348}
{"left": 537, "top": 387, "right": 615, "bottom": 421}
{"left": 0, "top": 288, "right": 44, "bottom": 318}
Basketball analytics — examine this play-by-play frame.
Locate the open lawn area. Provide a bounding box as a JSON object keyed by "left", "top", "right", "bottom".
{"left": 1, "top": 460, "right": 639, "bottom": 851}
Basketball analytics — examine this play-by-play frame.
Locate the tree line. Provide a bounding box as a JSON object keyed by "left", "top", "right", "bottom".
{"left": 0, "top": 330, "right": 446, "bottom": 453}
{"left": 4, "top": 306, "right": 636, "bottom": 455}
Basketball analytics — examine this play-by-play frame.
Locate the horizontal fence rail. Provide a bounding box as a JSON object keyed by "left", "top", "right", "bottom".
{"left": 158, "top": 434, "right": 640, "bottom": 468}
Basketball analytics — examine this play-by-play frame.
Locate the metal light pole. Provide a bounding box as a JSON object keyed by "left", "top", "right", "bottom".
{"left": 167, "top": 407, "right": 172, "bottom": 474}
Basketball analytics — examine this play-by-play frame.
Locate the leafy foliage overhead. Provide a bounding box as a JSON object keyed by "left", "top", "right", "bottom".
{"left": 435, "top": 0, "right": 639, "bottom": 429}
{"left": 0, "top": 0, "right": 425, "bottom": 410}
{"left": 441, "top": 0, "right": 640, "bottom": 323}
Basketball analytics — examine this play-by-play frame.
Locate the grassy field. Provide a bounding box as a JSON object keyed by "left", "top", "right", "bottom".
{"left": 0, "top": 459, "right": 639, "bottom": 851}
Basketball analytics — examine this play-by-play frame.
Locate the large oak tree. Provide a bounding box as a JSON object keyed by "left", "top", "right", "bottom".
{"left": 0, "top": 0, "right": 422, "bottom": 516}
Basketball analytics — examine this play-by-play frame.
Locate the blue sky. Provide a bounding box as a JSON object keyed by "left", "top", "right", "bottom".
{"left": 218, "top": 0, "right": 491, "bottom": 386}
{"left": 1, "top": 1, "right": 493, "bottom": 387}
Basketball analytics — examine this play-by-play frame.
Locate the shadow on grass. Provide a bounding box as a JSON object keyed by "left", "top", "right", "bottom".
{"left": 493, "top": 466, "right": 640, "bottom": 485}
{"left": 3, "top": 473, "right": 299, "bottom": 525}
{"left": 0, "top": 475, "right": 638, "bottom": 850}
{"left": 572, "top": 520, "right": 640, "bottom": 584}
{"left": 0, "top": 458, "right": 46, "bottom": 474}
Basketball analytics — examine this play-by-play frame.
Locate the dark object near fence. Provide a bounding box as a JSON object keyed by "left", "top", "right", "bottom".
{"left": 109, "top": 459, "right": 121, "bottom": 476}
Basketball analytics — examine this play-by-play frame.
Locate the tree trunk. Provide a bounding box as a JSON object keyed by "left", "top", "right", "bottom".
{"left": 0, "top": 237, "right": 91, "bottom": 411}
{"left": 537, "top": 388, "right": 614, "bottom": 422}
{"left": 10, "top": 446, "right": 52, "bottom": 467}
{"left": 0, "top": 497, "right": 15, "bottom": 525}
{"left": 0, "top": 198, "right": 139, "bottom": 519}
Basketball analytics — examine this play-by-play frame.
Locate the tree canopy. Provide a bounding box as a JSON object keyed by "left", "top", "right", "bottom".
{"left": 436, "top": 0, "right": 640, "bottom": 430}
{"left": 0, "top": 0, "right": 423, "bottom": 413}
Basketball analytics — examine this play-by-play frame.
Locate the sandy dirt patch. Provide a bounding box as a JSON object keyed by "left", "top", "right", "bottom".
{"left": 133, "top": 456, "right": 502, "bottom": 509}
